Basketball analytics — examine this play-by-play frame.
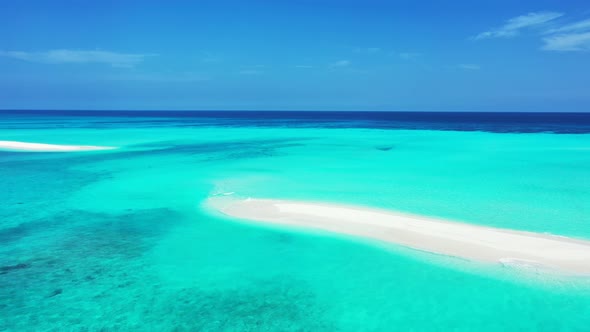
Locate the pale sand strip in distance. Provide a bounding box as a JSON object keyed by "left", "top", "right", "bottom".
{"left": 0, "top": 141, "right": 116, "bottom": 152}
{"left": 211, "top": 198, "right": 590, "bottom": 275}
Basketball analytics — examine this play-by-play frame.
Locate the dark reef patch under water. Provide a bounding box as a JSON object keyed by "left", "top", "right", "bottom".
{"left": 0, "top": 208, "right": 188, "bottom": 330}
{"left": 0, "top": 155, "right": 112, "bottom": 227}
{"left": 0, "top": 204, "right": 334, "bottom": 331}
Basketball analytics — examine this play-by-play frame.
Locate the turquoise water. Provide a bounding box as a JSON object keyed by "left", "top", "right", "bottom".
{"left": 1, "top": 114, "right": 590, "bottom": 331}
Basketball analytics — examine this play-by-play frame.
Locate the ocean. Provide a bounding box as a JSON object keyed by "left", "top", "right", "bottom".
{"left": 1, "top": 110, "right": 590, "bottom": 331}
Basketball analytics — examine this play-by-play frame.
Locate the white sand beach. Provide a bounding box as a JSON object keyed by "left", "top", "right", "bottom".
{"left": 211, "top": 198, "right": 590, "bottom": 275}
{"left": 0, "top": 141, "right": 116, "bottom": 152}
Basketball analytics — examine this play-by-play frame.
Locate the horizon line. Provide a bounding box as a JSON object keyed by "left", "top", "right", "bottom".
{"left": 1, "top": 109, "right": 590, "bottom": 114}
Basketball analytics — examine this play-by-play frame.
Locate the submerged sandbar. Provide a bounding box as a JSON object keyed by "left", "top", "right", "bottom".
{"left": 0, "top": 141, "right": 116, "bottom": 152}
{"left": 211, "top": 198, "right": 590, "bottom": 275}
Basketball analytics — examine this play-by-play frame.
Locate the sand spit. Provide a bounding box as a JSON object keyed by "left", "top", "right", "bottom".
{"left": 211, "top": 198, "right": 590, "bottom": 275}
{"left": 0, "top": 141, "right": 116, "bottom": 152}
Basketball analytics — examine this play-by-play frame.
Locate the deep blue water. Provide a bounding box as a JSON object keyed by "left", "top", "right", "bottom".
{"left": 2, "top": 110, "right": 590, "bottom": 133}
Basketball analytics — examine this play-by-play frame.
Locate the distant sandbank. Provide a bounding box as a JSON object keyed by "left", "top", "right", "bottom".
{"left": 210, "top": 198, "right": 590, "bottom": 275}
{"left": 0, "top": 141, "right": 116, "bottom": 152}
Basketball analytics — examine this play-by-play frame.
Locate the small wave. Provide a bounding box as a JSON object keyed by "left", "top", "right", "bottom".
{"left": 211, "top": 191, "right": 235, "bottom": 196}
{"left": 499, "top": 258, "right": 546, "bottom": 271}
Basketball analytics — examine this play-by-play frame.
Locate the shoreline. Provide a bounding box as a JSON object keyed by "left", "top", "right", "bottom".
{"left": 0, "top": 140, "right": 116, "bottom": 152}
{"left": 209, "top": 197, "right": 590, "bottom": 275}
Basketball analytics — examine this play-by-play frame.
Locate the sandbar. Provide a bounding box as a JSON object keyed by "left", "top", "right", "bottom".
{"left": 210, "top": 198, "right": 590, "bottom": 275}
{"left": 0, "top": 140, "right": 116, "bottom": 152}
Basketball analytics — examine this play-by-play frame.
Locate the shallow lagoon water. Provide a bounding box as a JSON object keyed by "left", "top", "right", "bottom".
{"left": 1, "top": 112, "right": 590, "bottom": 331}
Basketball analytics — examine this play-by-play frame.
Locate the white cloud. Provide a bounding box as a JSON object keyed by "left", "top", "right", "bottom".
{"left": 329, "top": 60, "right": 351, "bottom": 68}
{"left": 0, "top": 49, "right": 155, "bottom": 67}
{"left": 457, "top": 64, "right": 481, "bottom": 70}
{"left": 542, "top": 32, "right": 590, "bottom": 51}
{"left": 474, "top": 11, "right": 563, "bottom": 40}
{"left": 473, "top": 12, "right": 590, "bottom": 52}
{"left": 545, "top": 18, "right": 590, "bottom": 34}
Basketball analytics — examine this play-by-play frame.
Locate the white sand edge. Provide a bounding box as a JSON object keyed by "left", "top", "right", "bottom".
{"left": 211, "top": 198, "right": 590, "bottom": 275}
{"left": 0, "top": 141, "right": 116, "bottom": 152}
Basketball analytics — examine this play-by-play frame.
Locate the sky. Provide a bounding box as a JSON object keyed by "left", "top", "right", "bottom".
{"left": 0, "top": 0, "right": 589, "bottom": 112}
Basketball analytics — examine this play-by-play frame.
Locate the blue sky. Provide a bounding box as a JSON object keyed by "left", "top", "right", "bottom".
{"left": 1, "top": 0, "right": 589, "bottom": 111}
